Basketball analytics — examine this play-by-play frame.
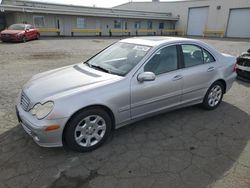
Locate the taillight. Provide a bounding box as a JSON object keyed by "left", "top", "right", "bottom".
{"left": 233, "top": 62, "right": 237, "bottom": 72}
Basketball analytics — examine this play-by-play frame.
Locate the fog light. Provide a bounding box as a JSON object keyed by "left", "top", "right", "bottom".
{"left": 45, "top": 125, "right": 60, "bottom": 132}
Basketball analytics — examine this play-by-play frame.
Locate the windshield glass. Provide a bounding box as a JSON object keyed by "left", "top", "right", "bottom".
{"left": 8, "top": 24, "right": 26, "bottom": 30}
{"left": 86, "top": 42, "right": 151, "bottom": 76}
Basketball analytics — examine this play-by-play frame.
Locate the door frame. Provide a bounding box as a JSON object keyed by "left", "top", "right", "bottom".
{"left": 130, "top": 44, "right": 183, "bottom": 118}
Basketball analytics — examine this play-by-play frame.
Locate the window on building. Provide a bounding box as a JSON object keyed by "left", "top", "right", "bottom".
{"left": 114, "top": 20, "right": 121, "bottom": 29}
{"left": 33, "top": 16, "right": 45, "bottom": 27}
{"left": 147, "top": 21, "right": 153, "bottom": 29}
{"left": 159, "top": 22, "right": 164, "bottom": 29}
{"left": 134, "top": 21, "right": 141, "bottom": 29}
{"left": 77, "top": 17, "right": 85, "bottom": 28}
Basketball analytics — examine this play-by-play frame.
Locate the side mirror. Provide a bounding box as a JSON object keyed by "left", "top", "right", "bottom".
{"left": 137, "top": 72, "right": 156, "bottom": 82}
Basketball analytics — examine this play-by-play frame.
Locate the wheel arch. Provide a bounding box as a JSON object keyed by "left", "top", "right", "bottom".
{"left": 213, "top": 79, "right": 227, "bottom": 93}
{"left": 62, "top": 104, "right": 116, "bottom": 144}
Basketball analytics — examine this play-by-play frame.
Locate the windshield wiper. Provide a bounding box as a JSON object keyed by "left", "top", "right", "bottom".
{"left": 85, "top": 61, "right": 92, "bottom": 67}
{"left": 91, "top": 64, "right": 111, "bottom": 74}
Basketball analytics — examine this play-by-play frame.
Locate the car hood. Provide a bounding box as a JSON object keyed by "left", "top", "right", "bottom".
{"left": 1, "top": 30, "right": 23, "bottom": 34}
{"left": 22, "top": 63, "right": 122, "bottom": 102}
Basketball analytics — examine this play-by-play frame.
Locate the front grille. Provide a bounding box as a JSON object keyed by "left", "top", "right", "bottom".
{"left": 1, "top": 34, "right": 15, "bottom": 38}
{"left": 20, "top": 92, "right": 31, "bottom": 111}
{"left": 21, "top": 122, "right": 33, "bottom": 136}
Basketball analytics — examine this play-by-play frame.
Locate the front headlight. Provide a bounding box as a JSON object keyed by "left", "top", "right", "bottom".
{"left": 30, "top": 101, "right": 54, "bottom": 119}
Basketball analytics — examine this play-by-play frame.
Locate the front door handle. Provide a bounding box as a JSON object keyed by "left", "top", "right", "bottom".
{"left": 172, "top": 75, "right": 183, "bottom": 81}
{"left": 207, "top": 67, "right": 215, "bottom": 72}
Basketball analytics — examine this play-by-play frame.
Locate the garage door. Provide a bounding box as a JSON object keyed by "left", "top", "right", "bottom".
{"left": 226, "top": 9, "right": 250, "bottom": 38}
{"left": 187, "top": 7, "right": 209, "bottom": 36}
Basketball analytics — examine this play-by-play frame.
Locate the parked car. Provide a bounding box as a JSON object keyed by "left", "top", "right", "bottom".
{"left": 0, "top": 23, "right": 40, "bottom": 42}
{"left": 16, "top": 37, "right": 237, "bottom": 152}
{"left": 236, "top": 49, "right": 250, "bottom": 82}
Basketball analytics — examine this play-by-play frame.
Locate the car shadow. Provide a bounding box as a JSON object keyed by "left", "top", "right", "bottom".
{"left": 0, "top": 102, "right": 250, "bottom": 187}
{"left": 236, "top": 78, "right": 250, "bottom": 86}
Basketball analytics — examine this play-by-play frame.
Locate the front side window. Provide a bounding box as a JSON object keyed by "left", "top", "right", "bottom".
{"left": 144, "top": 45, "right": 178, "bottom": 75}
{"left": 87, "top": 42, "right": 151, "bottom": 76}
{"left": 77, "top": 17, "right": 85, "bottom": 28}
{"left": 181, "top": 44, "right": 203, "bottom": 68}
{"left": 33, "top": 16, "right": 45, "bottom": 27}
{"left": 114, "top": 20, "right": 121, "bottom": 29}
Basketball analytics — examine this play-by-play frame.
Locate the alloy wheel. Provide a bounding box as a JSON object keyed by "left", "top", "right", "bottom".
{"left": 207, "top": 85, "right": 222, "bottom": 107}
{"left": 74, "top": 115, "right": 106, "bottom": 147}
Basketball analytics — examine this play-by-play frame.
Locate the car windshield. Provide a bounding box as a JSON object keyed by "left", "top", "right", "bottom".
{"left": 86, "top": 42, "right": 151, "bottom": 76}
{"left": 8, "top": 24, "right": 26, "bottom": 30}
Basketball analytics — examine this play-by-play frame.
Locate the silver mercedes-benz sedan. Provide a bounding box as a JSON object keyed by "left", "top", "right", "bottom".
{"left": 16, "top": 37, "right": 236, "bottom": 152}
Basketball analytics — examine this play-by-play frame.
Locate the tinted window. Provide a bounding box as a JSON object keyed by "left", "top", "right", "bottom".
{"left": 145, "top": 45, "right": 178, "bottom": 75}
{"left": 159, "top": 22, "right": 164, "bottom": 29}
{"left": 181, "top": 45, "right": 203, "bottom": 67}
{"left": 203, "top": 49, "right": 215, "bottom": 63}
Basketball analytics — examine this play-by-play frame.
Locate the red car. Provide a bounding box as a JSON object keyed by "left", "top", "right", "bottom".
{"left": 0, "top": 24, "right": 40, "bottom": 42}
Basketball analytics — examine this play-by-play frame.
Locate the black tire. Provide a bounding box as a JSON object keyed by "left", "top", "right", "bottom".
{"left": 202, "top": 81, "right": 224, "bottom": 110}
{"left": 22, "top": 36, "right": 27, "bottom": 43}
{"left": 64, "top": 108, "right": 112, "bottom": 152}
{"left": 36, "top": 33, "right": 40, "bottom": 40}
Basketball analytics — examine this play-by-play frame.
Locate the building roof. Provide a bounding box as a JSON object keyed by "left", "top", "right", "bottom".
{"left": 0, "top": 0, "right": 179, "bottom": 20}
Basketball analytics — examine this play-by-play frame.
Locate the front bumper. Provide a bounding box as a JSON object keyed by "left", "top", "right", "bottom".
{"left": 16, "top": 104, "right": 68, "bottom": 147}
{"left": 0, "top": 35, "right": 22, "bottom": 42}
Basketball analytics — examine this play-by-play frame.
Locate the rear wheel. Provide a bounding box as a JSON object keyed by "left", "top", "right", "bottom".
{"left": 64, "top": 108, "right": 112, "bottom": 152}
{"left": 202, "top": 82, "right": 224, "bottom": 110}
{"left": 36, "top": 33, "right": 40, "bottom": 40}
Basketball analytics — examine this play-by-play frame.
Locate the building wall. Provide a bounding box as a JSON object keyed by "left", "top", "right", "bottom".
{"left": 115, "top": 0, "right": 250, "bottom": 33}
{"left": 6, "top": 12, "right": 175, "bottom": 36}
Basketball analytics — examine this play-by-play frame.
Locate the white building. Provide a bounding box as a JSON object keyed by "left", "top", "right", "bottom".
{"left": 0, "top": 0, "right": 178, "bottom": 36}
{"left": 115, "top": 0, "right": 250, "bottom": 38}
{"left": 0, "top": 0, "right": 250, "bottom": 38}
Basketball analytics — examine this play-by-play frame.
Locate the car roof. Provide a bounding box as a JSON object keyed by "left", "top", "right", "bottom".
{"left": 11, "top": 23, "right": 32, "bottom": 26}
{"left": 120, "top": 36, "right": 199, "bottom": 47}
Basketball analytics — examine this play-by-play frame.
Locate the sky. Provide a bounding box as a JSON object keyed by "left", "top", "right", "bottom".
{"left": 29, "top": 0, "right": 179, "bottom": 8}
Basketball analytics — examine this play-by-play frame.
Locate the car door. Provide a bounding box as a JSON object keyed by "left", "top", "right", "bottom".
{"left": 180, "top": 44, "right": 219, "bottom": 104}
{"left": 25, "top": 25, "right": 33, "bottom": 39}
{"left": 130, "top": 45, "right": 183, "bottom": 119}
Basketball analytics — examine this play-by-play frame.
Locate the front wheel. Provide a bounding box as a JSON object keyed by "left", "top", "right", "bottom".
{"left": 64, "top": 108, "right": 112, "bottom": 152}
{"left": 22, "top": 36, "right": 27, "bottom": 43}
{"left": 202, "top": 82, "right": 224, "bottom": 110}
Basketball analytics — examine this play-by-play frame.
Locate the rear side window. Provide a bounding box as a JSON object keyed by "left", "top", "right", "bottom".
{"left": 203, "top": 49, "right": 215, "bottom": 63}
{"left": 181, "top": 45, "right": 203, "bottom": 68}
{"left": 181, "top": 44, "right": 216, "bottom": 68}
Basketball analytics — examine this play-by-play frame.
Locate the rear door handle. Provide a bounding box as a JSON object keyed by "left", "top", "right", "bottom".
{"left": 207, "top": 67, "right": 215, "bottom": 72}
{"left": 172, "top": 75, "right": 183, "bottom": 81}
